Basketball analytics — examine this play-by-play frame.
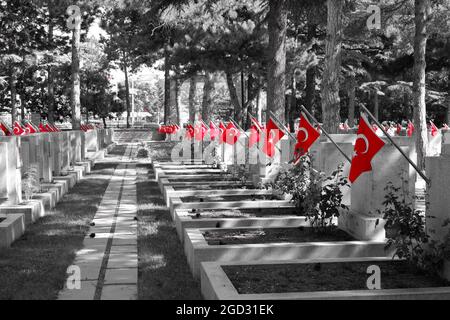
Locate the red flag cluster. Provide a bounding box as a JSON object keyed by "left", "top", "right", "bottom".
{"left": 39, "top": 122, "right": 61, "bottom": 133}
{"left": 158, "top": 124, "right": 180, "bottom": 135}
{"left": 0, "top": 120, "right": 60, "bottom": 136}
{"left": 81, "top": 124, "right": 96, "bottom": 132}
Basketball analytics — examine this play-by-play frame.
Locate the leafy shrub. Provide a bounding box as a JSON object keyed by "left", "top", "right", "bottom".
{"left": 269, "top": 155, "right": 349, "bottom": 231}
{"left": 22, "top": 164, "right": 40, "bottom": 201}
{"left": 229, "top": 164, "right": 248, "bottom": 187}
{"left": 377, "top": 180, "right": 450, "bottom": 275}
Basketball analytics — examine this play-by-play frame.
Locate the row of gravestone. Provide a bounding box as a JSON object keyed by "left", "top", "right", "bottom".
{"left": 0, "top": 128, "right": 114, "bottom": 206}
{"left": 167, "top": 129, "right": 450, "bottom": 244}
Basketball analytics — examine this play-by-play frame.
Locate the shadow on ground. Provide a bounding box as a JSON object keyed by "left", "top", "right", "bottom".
{"left": 0, "top": 162, "right": 118, "bottom": 300}
{"left": 137, "top": 164, "right": 202, "bottom": 300}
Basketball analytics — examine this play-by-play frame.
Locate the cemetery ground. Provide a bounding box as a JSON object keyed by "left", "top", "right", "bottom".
{"left": 136, "top": 163, "right": 202, "bottom": 299}
{"left": 0, "top": 161, "right": 118, "bottom": 299}
{"left": 2, "top": 130, "right": 450, "bottom": 301}
{"left": 0, "top": 138, "right": 202, "bottom": 300}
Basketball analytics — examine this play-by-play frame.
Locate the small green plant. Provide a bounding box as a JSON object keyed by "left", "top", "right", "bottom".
{"left": 268, "top": 156, "right": 313, "bottom": 212}
{"left": 22, "top": 165, "right": 40, "bottom": 201}
{"left": 136, "top": 142, "right": 150, "bottom": 159}
{"left": 376, "top": 180, "right": 450, "bottom": 275}
{"left": 210, "top": 153, "right": 225, "bottom": 170}
{"left": 310, "top": 165, "right": 350, "bottom": 229}
{"left": 230, "top": 164, "right": 248, "bottom": 187}
{"left": 269, "top": 155, "right": 349, "bottom": 231}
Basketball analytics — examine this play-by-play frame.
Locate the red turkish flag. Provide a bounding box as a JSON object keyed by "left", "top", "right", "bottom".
{"left": 45, "top": 123, "right": 55, "bottom": 132}
{"left": 209, "top": 122, "right": 220, "bottom": 140}
{"left": 407, "top": 121, "right": 414, "bottom": 137}
{"left": 222, "top": 122, "right": 241, "bottom": 145}
{"left": 396, "top": 123, "right": 402, "bottom": 135}
{"left": 218, "top": 122, "right": 227, "bottom": 144}
{"left": 248, "top": 125, "right": 260, "bottom": 148}
{"left": 262, "top": 118, "right": 285, "bottom": 158}
{"left": 194, "top": 122, "right": 208, "bottom": 141}
{"left": 293, "top": 114, "right": 321, "bottom": 162}
{"left": 24, "top": 121, "right": 37, "bottom": 134}
{"left": 430, "top": 121, "right": 439, "bottom": 137}
{"left": 248, "top": 116, "right": 264, "bottom": 148}
{"left": 13, "top": 121, "right": 26, "bottom": 136}
{"left": 0, "top": 120, "right": 12, "bottom": 136}
{"left": 39, "top": 123, "right": 48, "bottom": 133}
{"left": 349, "top": 116, "right": 385, "bottom": 183}
{"left": 185, "top": 124, "right": 195, "bottom": 140}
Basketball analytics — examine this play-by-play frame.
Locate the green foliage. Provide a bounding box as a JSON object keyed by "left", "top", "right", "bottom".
{"left": 229, "top": 164, "right": 249, "bottom": 187}
{"left": 377, "top": 180, "right": 450, "bottom": 275}
{"left": 22, "top": 165, "right": 40, "bottom": 201}
{"left": 269, "top": 155, "right": 349, "bottom": 230}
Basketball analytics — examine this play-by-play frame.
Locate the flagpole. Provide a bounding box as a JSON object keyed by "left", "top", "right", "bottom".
{"left": 359, "top": 104, "right": 430, "bottom": 184}
{"left": 267, "top": 110, "right": 297, "bottom": 141}
{"left": 299, "top": 106, "right": 352, "bottom": 164}
{"left": 247, "top": 111, "right": 264, "bottom": 133}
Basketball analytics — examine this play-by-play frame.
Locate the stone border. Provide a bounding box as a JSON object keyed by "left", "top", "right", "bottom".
{"left": 154, "top": 167, "right": 224, "bottom": 181}
{"left": 153, "top": 163, "right": 214, "bottom": 171}
{"left": 174, "top": 208, "right": 304, "bottom": 244}
{"left": 54, "top": 172, "right": 78, "bottom": 189}
{"left": 0, "top": 201, "right": 44, "bottom": 225}
{"left": 33, "top": 190, "right": 58, "bottom": 210}
{"left": 170, "top": 198, "right": 292, "bottom": 220}
{"left": 41, "top": 182, "right": 66, "bottom": 202}
{"left": 158, "top": 177, "right": 253, "bottom": 195}
{"left": 164, "top": 188, "right": 275, "bottom": 208}
{"left": 0, "top": 214, "right": 25, "bottom": 247}
{"left": 200, "top": 257, "right": 450, "bottom": 300}
{"left": 184, "top": 226, "right": 392, "bottom": 279}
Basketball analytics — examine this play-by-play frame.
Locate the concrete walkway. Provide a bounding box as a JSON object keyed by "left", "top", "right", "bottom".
{"left": 59, "top": 144, "right": 138, "bottom": 300}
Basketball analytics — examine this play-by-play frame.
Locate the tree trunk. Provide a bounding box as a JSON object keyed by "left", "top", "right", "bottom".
{"left": 374, "top": 92, "right": 379, "bottom": 120}
{"left": 9, "top": 70, "right": 17, "bottom": 124}
{"left": 305, "top": 24, "right": 317, "bottom": 115}
{"left": 188, "top": 76, "right": 197, "bottom": 124}
{"left": 175, "top": 79, "right": 180, "bottom": 124}
{"left": 71, "top": 27, "right": 81, "bottom": 130}
{"left": 47, "top": 21, "right": 55, "bottom": 124}
{"left": 164, "top": 49, "right": 171, "bottom": 124}
{"left": 321, "top": 0, "right": 344, "bottom": 133}
{"left": 20, "top": 93, "right": 26, "bottom": 120}
{"left": 404, "top": 92, "right": 412, "bottom": 120}
{"left": 168, "top": 78, "right": 179, "bottom": 124}
{"left": 348, "top": 79, "right": 356, "bottom": 127}
{"left": 202, "top": 71, "right": 215, "bottom": 124}
{"left": 226, "top": 71, "right": 242, "bottom": 122}
{"left": 246, "top": 73, "right": 256, "bottom": 129}
{"left": 122, "top": 51, "right": 132, "bottom": 129}
{"left": 102, "top": 117, "right": 107, "bottom": 128}
{"left": 288, "top": 78, "right": 296, "bottom": 132}
{"left": 413, "top": 0, "right": 430, "bottom": 171}
{"left": 256, "top": 88, "right": 261, "bottom": 123}
{"left": 267, "top": 0, "right": 287, "bottom": 123}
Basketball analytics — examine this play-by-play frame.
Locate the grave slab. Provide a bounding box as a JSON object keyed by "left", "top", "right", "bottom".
{"left": 201, "top": 258, "right": 450, "bottom": 300}
{"left": 0, "top": 200, "right": 43, "bottom": 225}
{"left": 0, "top": 213, "right": 25, "bottom": 247}
{"left": 185, "top": 226, "right": 392, "bottom": 279}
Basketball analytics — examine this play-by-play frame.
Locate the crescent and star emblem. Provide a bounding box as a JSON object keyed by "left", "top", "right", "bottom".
{"left": 355, "top": 134, "right": 369, "bottom": 156}
{"left": 298, "top": 127, "right": 309, "bottom": 143}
